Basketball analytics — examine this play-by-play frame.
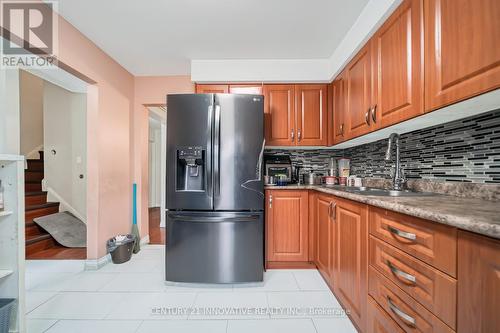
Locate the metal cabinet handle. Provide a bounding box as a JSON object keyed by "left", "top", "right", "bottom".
{"left": 291, "top": 129, "right": 295, "bottom": 141}
{"left": 269, "top": 194, "right": 273, "bottom": 208}
{"left": 371, "top": 104, "right": 377, "bottom": 123}
{"left": 387, "top": 260, "right": 416, "bottom": 284}
{"left": 388, "top": 226, "right": 416, "bottom": 241}
{"left": 365, "top": 109, "right": 371, "bottom": 125}
{"left": 331, "top": 202, "right": 337, "bottom": 221}
{"left": 387, "top": 297, "right": 416, "bottom": 327}
{"left": 339, "top": 123, "right": 344, "bottom": 136}
{"left": 297, "top": 129, "right": 302, "bottom": 142}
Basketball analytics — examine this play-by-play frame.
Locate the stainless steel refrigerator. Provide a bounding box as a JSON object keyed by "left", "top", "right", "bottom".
{"left": 165, "top": 93, "right": 265, "bottom": 283}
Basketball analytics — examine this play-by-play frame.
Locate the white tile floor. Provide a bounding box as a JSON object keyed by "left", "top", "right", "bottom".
{"left": 25, "top": 245, "right": 358, "bottom": 333}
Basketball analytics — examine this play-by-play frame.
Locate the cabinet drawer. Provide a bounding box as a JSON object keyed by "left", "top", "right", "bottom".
{"left": 367, "top": 296, "right": 404, "bottom": 333}
{"left": 369, "top": 267, "right": 454, "bottom": 333}
{"left": 369, "top": 207, "right": 457, "bottom": 277}
{"left": 369, "top": 236, "right": 456, "bottom": 329}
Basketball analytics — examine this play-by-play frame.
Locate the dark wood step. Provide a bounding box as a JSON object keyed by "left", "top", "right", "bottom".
{"left": 25, "top": 191, "right": 48, "bottom": 206}
{"left": 26, "top": 159, "right": 44, "bottom": 172}
{"left": 26, "top": 234, "right": 58, "bottom": 256}
{"left": 25, "top": 221, "right": 48, "bottom": 237}
{"left": 25, "top": 171, "right": 44, "bottom": 182}
{"left": 38, "top": 150, "right": 44, "bottom": 161}
{"left": 25, "top": 202, "right": 60, "bottom": 223}
{"left": 25, "top": 181, "right": 42, "bottom": 192}
{"left": 26, "top": 246, "right": 86, "bottom": 260}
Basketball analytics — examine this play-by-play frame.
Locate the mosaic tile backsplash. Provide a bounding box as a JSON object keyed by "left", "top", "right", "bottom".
{"left": 265, "top": 108, "right": 500, "bottom": 183}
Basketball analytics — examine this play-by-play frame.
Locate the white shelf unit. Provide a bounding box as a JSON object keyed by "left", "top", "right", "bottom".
{"left": 0, "top": 156, "right": 25, "bottom": 333}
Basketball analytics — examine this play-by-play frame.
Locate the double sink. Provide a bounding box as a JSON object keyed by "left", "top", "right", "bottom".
{"left": 323, "top": 185, "right": 439, "bottom": 197}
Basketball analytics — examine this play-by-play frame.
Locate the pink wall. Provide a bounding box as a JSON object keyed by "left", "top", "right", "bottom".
{"left": 3, "top": 2, "right": 194, "bottom": 258}
{"left": 133, "top": 76, "right": 194, "bottom": 238}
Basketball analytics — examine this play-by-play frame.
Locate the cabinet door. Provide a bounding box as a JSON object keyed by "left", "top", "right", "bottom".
{"left": 266, "top": 190, "right": 308, "bottom": 262}
{"left": 295, "top": 84, "right": 328, "bottom": 146}
{"left": 195, "top": 84, "right": 229, "bottom": 93}
{"left": 333, "top": 197, "right": 368, "bottom": 332}
{"left": 315, "top": 194, "right": 332, "bottom": 281}
{"left": 345, "top": 44, "right": 373, "bottom": 139}
{"left": 263, "top": 85, "right": 295, "bottom": 146}
{"left": 371, "top": 0, "right": 423, "bottom": 129}
{"left": 332, "top": 75, "right": 347, "bottom": 144}
{"left": 458, "top": 231, "right": 500, "bottom": 333}
{"left": 424, "top": 0, "right": 500, "bottom": 111}
{"left": 229, "top": 85, "right": 263, "bottom": 95}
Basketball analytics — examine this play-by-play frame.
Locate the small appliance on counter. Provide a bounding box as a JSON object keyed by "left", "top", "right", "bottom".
{"left": 264, "top": 155, "right": 292, "bottom": 183}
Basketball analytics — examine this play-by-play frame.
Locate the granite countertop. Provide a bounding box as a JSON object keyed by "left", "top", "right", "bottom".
{"left": 265, "top": 184, "right": 500, "bottom": 240}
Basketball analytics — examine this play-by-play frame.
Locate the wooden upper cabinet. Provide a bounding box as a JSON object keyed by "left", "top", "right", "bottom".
{"left": 266, "top": 190, "right": 309, "bottom": 262}
{"left": 424, "top": 0, "right": 500, "bottom": 111}
{"left": 195, "top": 84, "right": 229, "bottom": 93}
{"left": 458, "top": 231, "right": 500, "bottom": 333}
{"left": 229, "top": 84, "right": 263, "bottom": 95}
{"left": 345, "top": 44, "right": 373, "bottom": 139}
{"left": 263, "top": 85, "right": 295, "bottom": 146}
{"left": 333, "top": 197, "right": 368, "bottom": 332}
{"left": 371, "top": 0, "right": 424, "bottom": 129}
{"left": 295, "top": 84, "right": 328, "bottom": 146}
{"left": 332, "top": 75, "right": 347, "bottom": 144}
{"left": 314, "top": 194, "right": 333, "bottom": 281}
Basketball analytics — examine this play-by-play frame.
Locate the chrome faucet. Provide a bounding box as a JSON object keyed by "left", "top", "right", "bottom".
{"left": 385, "top": 133, "right": 406, "bottom": 191}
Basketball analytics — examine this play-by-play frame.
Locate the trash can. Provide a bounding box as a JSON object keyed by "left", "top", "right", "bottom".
{"left": 0, "top": 299, "right": 15, "bottom": 333}
{"left": 107, "top": 234, "right": 136, "bottom": 264}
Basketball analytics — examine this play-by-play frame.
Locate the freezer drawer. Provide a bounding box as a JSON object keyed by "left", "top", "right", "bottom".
{"left": 165, "top": 211, "right": 264, "bottom": 283}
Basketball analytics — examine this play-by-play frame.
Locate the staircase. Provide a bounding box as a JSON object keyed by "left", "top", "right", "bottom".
{"left": 24, "top": 151, "right": 61, "bottom": 257}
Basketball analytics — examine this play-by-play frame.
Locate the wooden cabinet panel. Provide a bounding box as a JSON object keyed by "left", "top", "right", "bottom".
{"left": 371, "top": 0, "right": 423, "bottom": 129}
{"left": 367, "top": 296, "right": 404, "bottom": 333}
{"left": 369, "top": 267, "right": 454, "bottom": 333}
{"left": 424, "top": 0, "right": 500, "bottom": 111}
{"left": 458, "top": 231, "right": 500, "bottom": 333}
{"left": 333, "top": 197, "right": 368, "bottom": 332}
{"left": 369, "top": 236, "right": 456, "bottom": 329}
{"left": 263, "top": 85, "right": 295, "bottom": 146}
{"left": 295, "top": 84, "right": 328, "bottom": 146}
{"left": 229, "top": 84, "right": 263, "bottom": 95}
{"left": 266, "top": 190, "right": 308, "bottom": 262}
{"left": 332, "top": 76, "right": 347, "bottom": 144}
{"left": 369, "top": 207, "right": 457, "bottom": 277}
{"left": 314, "top": 194, "right": 333, "bottom": 281}
{"left": 345, "top": 44, "right": 373, "bottom": 139}
{"left": 195, "top": 84, "right": 229, "bottom": 93}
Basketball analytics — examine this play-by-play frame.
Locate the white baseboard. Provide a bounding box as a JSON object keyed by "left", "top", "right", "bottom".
{"left": 45, "top": 186, "right": 86, "bottom": 223}
{"left": 140, "top": 235, "right": 150, "bottom": 246}
{"left": 84, "top": 254, "right": 111, "bottom": 270}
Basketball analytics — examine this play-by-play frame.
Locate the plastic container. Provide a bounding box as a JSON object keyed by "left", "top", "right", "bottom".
{"left": 0, "top": 299, "right": 15, "bottom": 333}
{"left": 107, "top": 234, "right": 136, "bottom": 264}
{"left": 337, "top": 158, "right": 351, "bottom": 177}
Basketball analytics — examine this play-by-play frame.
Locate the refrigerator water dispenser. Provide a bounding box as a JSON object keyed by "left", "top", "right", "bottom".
{"left": 176, "top": 146, "right": 205, "bottom": 191}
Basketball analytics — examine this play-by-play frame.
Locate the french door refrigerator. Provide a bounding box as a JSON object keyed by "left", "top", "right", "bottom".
{"left": 165, "top": 93, "right": 265, "bottom": 283}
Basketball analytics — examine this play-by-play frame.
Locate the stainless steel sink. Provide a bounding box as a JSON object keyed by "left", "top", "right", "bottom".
{"left": 343, "top": 187, "right": 438, "bottom": 197}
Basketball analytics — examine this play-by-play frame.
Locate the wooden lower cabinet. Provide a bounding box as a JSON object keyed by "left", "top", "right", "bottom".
{"left": 265, "top": 190, "right": 309, "bottom": 263}
{"left": 458, "top": 231, "right": 500, "bottom": 333}
{"left": 333, "top": 197, "right": 369, "bottom": 332}
{"left": 313, "top": 193, "right": 335, "bottom": 283}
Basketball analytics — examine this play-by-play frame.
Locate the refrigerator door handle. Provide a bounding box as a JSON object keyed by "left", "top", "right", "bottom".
{"left": 214, "top": 104, "right": 221, "bottom": 196}
{"left": 168, "top": 214, "right": 260, "bottom": 222}
{"left": 207, "top": 104, "right": 214, "bottom": 202}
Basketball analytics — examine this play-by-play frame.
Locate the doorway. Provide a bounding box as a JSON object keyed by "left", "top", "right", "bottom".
{"left": 19, "top": 69, "right": 88, "bottom": 259}
{"left": 147, "top": 106, "right": 166, "bottom": 244}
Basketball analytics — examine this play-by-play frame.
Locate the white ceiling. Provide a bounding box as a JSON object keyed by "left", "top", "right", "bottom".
{"left": 54, "top": 0, "right": 370, "bottom": 76}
